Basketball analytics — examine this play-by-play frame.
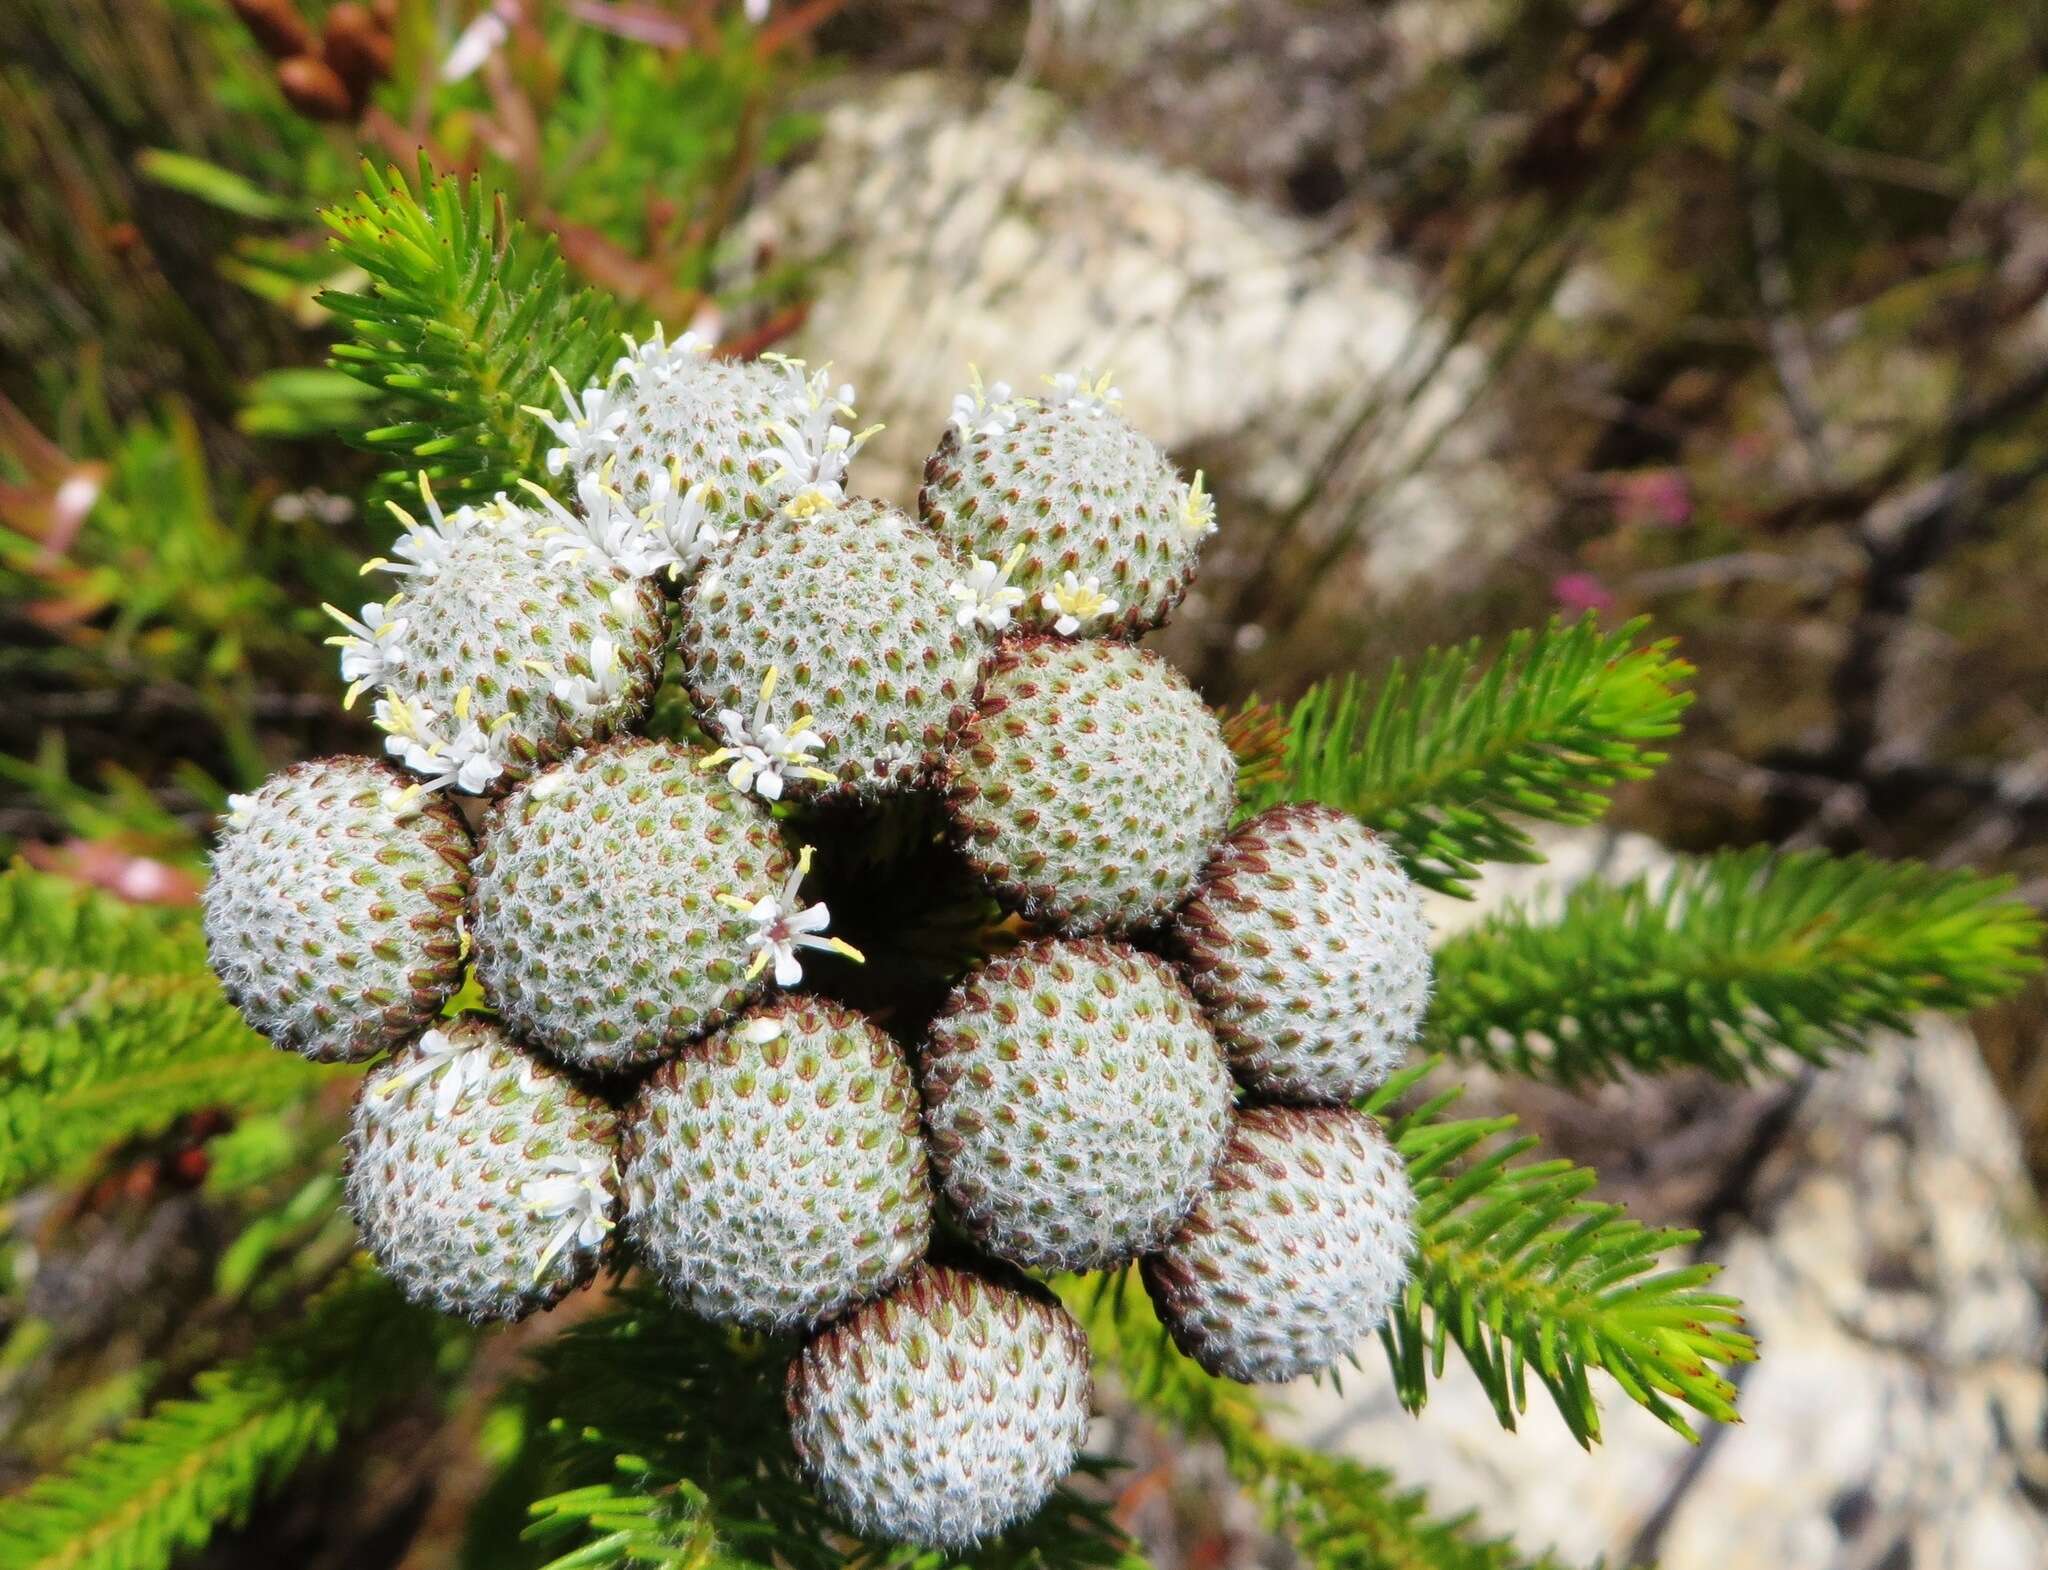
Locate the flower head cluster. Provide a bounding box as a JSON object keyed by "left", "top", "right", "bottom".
{"left": 946, "top": 544, "right": 1028, "bottom": 632}
{"left": 1040, "top": 570, "right": 1120, "bottom": 636}
{"left": 1043, "top": 368, "right": 1122, "bottom": 415}
{"left": 374, "top": 687, "right": 509, "bottom": 797}
{"left": 204, "top": 344, "right": 1437, "bottom": 1555}
{"left": 762, "top": 357, "right": 881, "bottom": 501}
{"left": 949, "top": 366, "right": 1032, "bottom": 441}
{"left": 700, "top": 666, "right": 834, "bottom": 801}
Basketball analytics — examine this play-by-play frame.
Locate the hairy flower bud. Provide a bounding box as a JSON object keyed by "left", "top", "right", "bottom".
{"left": 944, "top": 637, "right": 1235, "bottom": 932}
{"left": 787, "top": 1262, "right": 1092, "bottom": 1547}
{"left": 921, "top": 939, "right": 1232, "bottom": 1270}
{"left": 1176, "top": 804, "right": 1431, "bottom": 1103}
{"left": 204, "top": 757, "right": 469, "bottom": 1062}
{"left": 345, "top": 1016, "right": 621, "bottom": 1322}
{"left": 1143, "top": 1106, "right": 1415, "bottom": 1383}
{"left": 624, "top": 999, "right": 931, "bottom": 1330}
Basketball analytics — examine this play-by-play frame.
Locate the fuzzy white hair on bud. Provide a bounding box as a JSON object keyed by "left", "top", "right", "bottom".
{"left": 204, "top": 757, "right": 471, "bottom": 1063}
{"left": 787, "top": 1264, "right": 1092, "bottom": 1548}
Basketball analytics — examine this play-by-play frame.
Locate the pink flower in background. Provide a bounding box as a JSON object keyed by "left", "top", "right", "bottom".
{"left": 1611, "top": 467, "right": 1692, "bottom": 529}
{"left": 1551, "top": 572, "right": 1615, "bottom": 614}
{"left": 21, "top": 839, "right": 201, "bottom": 905}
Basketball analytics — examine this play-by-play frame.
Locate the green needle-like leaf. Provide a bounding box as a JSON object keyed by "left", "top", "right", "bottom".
{"left": 1245, "top": 617, "right": 1692, "bottom": 895}
{"left": 321, "top": 157, "right": 623, "bottom": 507}
{"left": 1367, "top": 1063, "right": 1758, "bottom": 1446}
{"left": 0, "top": 1266, "right": 467, "bottom": 1570}
{"left": 1426, "top": 848, "right": 2043, "bottom": 1083}
{"left": 0, "top": 868, "right": 339, "bottom": 1200}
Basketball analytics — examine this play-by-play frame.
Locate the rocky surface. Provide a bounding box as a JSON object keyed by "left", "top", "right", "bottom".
{"left": 1022, "top": 0, "right": 1484, "bottom": 213}
{"left": 1273, "top": 829, "right": 2048, "bottom": 1570}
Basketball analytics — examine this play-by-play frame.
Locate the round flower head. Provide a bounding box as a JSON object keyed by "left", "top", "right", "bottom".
{"left": 335, "top": 479, "right": 665, "bottom": 797}
{"left": 944, "top": 638, "right": 1237, "bottom": 933}
{"left": 920, "top": 939, "right": 1233, "bottom": 1271}
{"left": 623, "top": 999, "right": 931, "bottom": 1330}
{"left": 677, "top": 495, "right": 985, "bottom": 802}
{"left": 1142, "top": 1106, "right": 1415, "bottom": 1384}
{"left": 786, "top": 1262, "right": 1093, "bottom": 1548}
{"left": 919, "top": 368, "right": 1214, "bottom": 637}
{"left": 530, "top": 330, "right": 875, "bottom": 547}
{"left": 203, "top": 758, "right": 470, "bottom": 1063}
{"left": 1176, "top": 804, "right": 1431, "bottom": 1103}
{"left": 345, "top": 1016, "right": 621, "bottom": 1322}
{"left": 469, "top": 740, "right": 845, "bottom": 1072}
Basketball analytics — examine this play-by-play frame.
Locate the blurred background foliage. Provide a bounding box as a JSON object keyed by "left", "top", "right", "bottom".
{"left": 3, "top": 0, "right": 2047, "bottom": 1562}
{"left": 0, "top": 0, "right": 824, "bottom": 885}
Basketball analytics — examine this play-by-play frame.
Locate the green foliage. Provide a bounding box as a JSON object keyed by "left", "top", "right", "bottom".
{"left": 509, "top": 21, "right": 813, "bottom": 281}
{"left": 1246, "top": 618, "right": 1692, "bottom": 897}
{"left": 1366, "top": 1063, "right": 1756, "bottom": 1446}
{"left": 514, "top": 1285, "right": 1141, "bottom": 1570}
{"left": 1427, "top": 848, "right": 2044, "bottom": 1084}
{"left": 1073, "top": 1281, "right": 1563, "bottom": 1570}
{"left": 0, "top": 1264, "right": 467, "bottom": 1570}
{"left": 0, "top": 867, "right": 339, "bottom": 1200}
{"left": 321, "top": 159, "right": 623, "bottom": 506}
{"left": 0, "top": 396, "right": 333, "bottom": 682}
{"left": 0, "top": 388, "right": 359, "bottom": 816}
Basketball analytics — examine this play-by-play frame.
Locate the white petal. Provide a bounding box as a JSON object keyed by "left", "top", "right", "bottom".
{"left": 786, "top": 902, "right": 832, "bottom": 935}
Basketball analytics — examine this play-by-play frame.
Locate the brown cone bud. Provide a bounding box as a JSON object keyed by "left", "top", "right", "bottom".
{"left": 276, "top": 54, "right": 354, "bottom": 121}
{"left": 323, "top": 4, "right": 394, "bottom": 105}
{"left": 230, "top": 0, "right": 314, "bottom": 59}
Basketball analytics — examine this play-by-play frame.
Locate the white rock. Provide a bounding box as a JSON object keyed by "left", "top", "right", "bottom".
{"left": 738, "top": 73, "right": 1518, "bottom": 598}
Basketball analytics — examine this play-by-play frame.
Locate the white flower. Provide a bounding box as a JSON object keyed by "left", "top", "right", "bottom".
{"left": 744, "top": 0, "right": 770, "bottom": 22}
{"left": 1040, "top": 571, "right": 1120, "bottom": 636}
{"left": 1179, "top": 469, "right": 1218, "bottom": 541}
{"left": 361, "top": 474, "right": 482, "bottom": 579}
{"left": 762, "top": 358, "right": 879, "bottom": 500}
{"left": 552, "top": 634, "right": 629, "bottom": 711}
{"left": 371, "top": 1026, "right": 496, "bottom": 1126}
{"left": 441, "top": 0, "right": 516, "bottom": 82}
{"left": 780, "top": 484, "right": 841, "bottom": 520}
{"left": 946, "top": 544, "right": 1028, "bottom": 632}
{"left": 322, "top": 599, "right": 409, "bottom": 708}
{"left": 949, "top": 365, "right": 1031, "bottom": 441}
{"left": 640, "top": 462, "right": 730, "bottom": 578}
{"left": 719, "top": 845, "right": 864, "bottom": 987}
{"left": 1043, "top": 368, "right": 1122, "bottom": 415}
{"left": 523, "top": 368, "right": 628, "bottom": 477}
{"left": 612, "top": 322, "right": 711, "bottom": 387}
{"left": 374, "top": 687, "right": 507, "bottom": 796}
{"left": 225, "top": 793, "right": 260, "bottom": 830}
{"left": 527, "top": 472, "right": 676, "bottom": 580}
{"left": 525, "top": 1149, "right": 615, "bottom": 1282}
{"left": 698, "top": 665, "right": 833, "bottom": 802}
